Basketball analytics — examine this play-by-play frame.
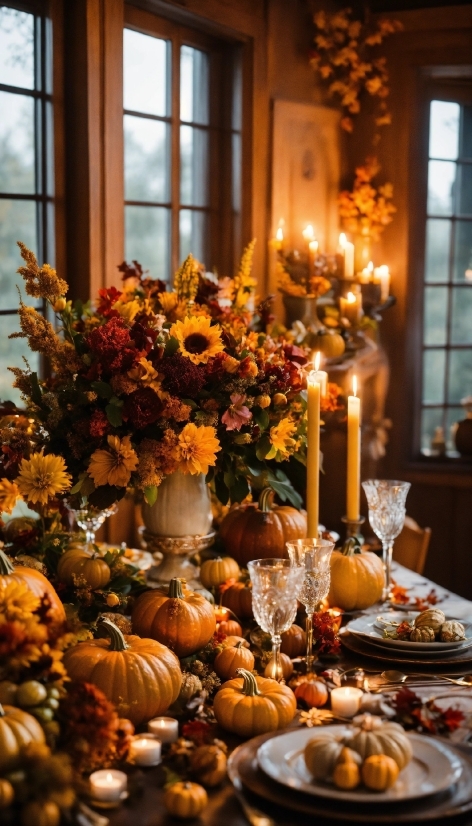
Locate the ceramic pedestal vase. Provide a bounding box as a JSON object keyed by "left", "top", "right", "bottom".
{"left": 142, "top": 471, "right": 214, "bottom": 585}
{"left": 282, "top": 293, "right": 324, "bottom": 331}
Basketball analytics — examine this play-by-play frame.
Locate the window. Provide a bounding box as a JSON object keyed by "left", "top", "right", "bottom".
{"left": 123, "top": 7, "right": 242, "bottom": 282}
{"left": 0, "top": 3, "right": 53, "bottom": 405}
{"left": 419, "top": 95, "right": 472, "bottom": 454}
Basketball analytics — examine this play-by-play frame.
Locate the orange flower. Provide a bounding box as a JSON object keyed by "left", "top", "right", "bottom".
{"left": 175, "top": 423, "right": 220, "bottom": 475}
{"left": 88, "top": 435, "right": 138, "bottom": 487}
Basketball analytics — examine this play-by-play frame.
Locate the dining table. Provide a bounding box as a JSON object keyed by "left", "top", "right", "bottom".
{"left": 99, "top": 561, "right": 472, "bottom": 826}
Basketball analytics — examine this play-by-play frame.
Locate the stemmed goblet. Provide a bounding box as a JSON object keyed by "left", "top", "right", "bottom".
{"left": 66, "top": 502, "right": 118, "bottom": 551}
{"left": 286, "top": 539, "right": 334, "bottom": 673}
{"left": 248, "top": 559, "right": 305, "bottom": 681}
{"left": 362, "top": 479, "right": 410, "bottom": 600}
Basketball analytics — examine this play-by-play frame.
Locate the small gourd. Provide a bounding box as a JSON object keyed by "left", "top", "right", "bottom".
{"left": 294, "top": 679, "right": 328, "bottom": 708}
{"left": 220, "top": 635, "right": 249, "bottom": 649}
{"left": 280, "top": 624, "right": 306, "bottom": 658}
{"left": 264, "top": 652, "right": 294, "bottom": 680}
{"left": 304, "top": 733, "right": 345, "bottom": 781}
{"left": 213, "top": 669, "right": 296, "bottom": 737}
{"left": 349, "top": 715, "right": 412, "bottom": 770}
{"left": 409, "top": 626, "right": 435, "bottom": 643}
{"left": 328, "top": 539, "right": 385, "bottom": 611}
{"left": 440, "top": 620, "right": 465, "bottom": 642}
{"left": 414, "top": 608, "right": 445, "bottom": 633}
{"left": 177, "top": 673, "right": 203, "bottom": 705}
{"left": 16, "top": 681, "right": 48, "bottom": 708}
{"left": 313, "top": 330, "right": 346, "bottom": 360}
{"left": 332, "top": 748, "right": 361, "bottom": 790}
{"left": 190, "top": 744, "right": 227, "bottom": 787}
{"left": 163, "top": 781, "right": 208, "bottom": 819}
{"left": 221, "top": 580, "right": 253, "bottom": 619}
{"left": 362, "top": 754, "right": 399, "bottom": 791}
{"left": 214, "top": 641, "right": 255, "bottom": 680}
{"left": 200, "top": 557, "right": 240, "bottom": 589}
{"left": 57, "top": 547, "right": 111, "bottom": 589}
{"left": 21, "top": 799, "right": 62, "bottom": 826}
{"left": 0, "top": 778, "right": 14, "bottom": 809}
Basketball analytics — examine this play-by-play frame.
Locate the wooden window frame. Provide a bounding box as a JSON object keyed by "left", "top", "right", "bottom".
{"left": 124, "top": 4, "right": 243, "bottom": 280}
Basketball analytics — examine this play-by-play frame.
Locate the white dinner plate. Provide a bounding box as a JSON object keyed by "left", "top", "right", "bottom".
{"left": 346, "top": 612, "right": 472, "bottom": 652}
{"left": 257, "top": 725, "right": 463, "bottom": 804}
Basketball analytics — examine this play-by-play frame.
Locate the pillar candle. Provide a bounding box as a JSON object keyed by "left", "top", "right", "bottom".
{"left": 347, "top": 377, "right": 361, "bottom": 522}
{"left": 308, "top": 239, "right": 319, "bottom": 281}
{"left": 331, "top": 687, "right": 363, "bottom": 718}
{"left": 339, "top": 291, "right": 361, "bottom": 325}
{"left": 307, "top": 370, "right": 321, "bottom": 538}
{"left": 373, "top": 265, "right": 390, "bottom": 302}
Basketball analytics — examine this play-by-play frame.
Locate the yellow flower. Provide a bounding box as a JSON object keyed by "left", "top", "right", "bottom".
{"left": 176, "top": 423, "right": 220, "bottom": 475}
{"left": 158, "top": 291, "right": 178, "bottom": 314}
{"left": 0, "top": 580, "right": 40, "bottom": 621}
{"left": 268, "top": 418, "right": 297, "bottom": 459}
{"left": 88, "top": 435, "right": 138, "bottom": 487}
{"left": 128, "top": 357, "right": 163, "bottom": 394}
{"left": 0, "top": 478, "right": 21, "bottom": 514}
{"left": 16, "top": 452, "right": 71, "bottom": 505}
{"left": 113, "top": 298, "right": 141, "bottom": 322}
{"left": 170, "top": 316, "right": 224, "bottom": 365}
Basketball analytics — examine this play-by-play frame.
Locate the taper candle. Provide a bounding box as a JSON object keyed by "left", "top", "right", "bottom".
{"left": 338, "top": 233, "right": 354, "bottom": 278}
{"left": 311, "top": 351, "right": 328, "bottom": 398}
{"left": 307, "top": 367, "right": 321, "bottom": 538}
{"left": 347, "top": 376, "right": 361, "bottom": 522}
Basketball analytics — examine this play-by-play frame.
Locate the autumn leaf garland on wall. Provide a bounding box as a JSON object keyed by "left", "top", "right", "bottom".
{"left": 4, "top": 242, "right": 309, "bottom": 510}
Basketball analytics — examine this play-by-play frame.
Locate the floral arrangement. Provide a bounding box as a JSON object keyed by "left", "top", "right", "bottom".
{"left": 338, "top": 157, "right": 396, "bottom": 242}
{"left": 5, "top": 242, "right": 310, "bottom": 510}
{"left": 310, "top": 7, "right": 402, "bottom": 134}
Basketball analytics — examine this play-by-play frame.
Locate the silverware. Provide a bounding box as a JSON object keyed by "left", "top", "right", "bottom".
{"left": 231, "top": 775, "right": 275, "bottom": 826}
{"left": 381, "top": 669, "right": 472, "bottom": 687}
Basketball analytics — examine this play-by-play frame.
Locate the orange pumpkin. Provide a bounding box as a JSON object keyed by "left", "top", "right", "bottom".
{"left": 0, "top": 550, "right": 65, "bottom": 623}
{"left": 63, "top": 618, "right": 181, "bottom": 725}
{"left": 222, "top": 580, "right": 253, "bottom": 619}
{"left": 214, "top": 669, "right": 296, "bottom": 737}
{"left": 218, "top": 619, "right": 243, "bottom": 637}
{"left": 280, "top": 624, "right": 306, "bottom": 657}
{"left": 132, "top": 578, "right": 216, "bottom": 657}
{"left": 328, "top": 539, "right": 385, "bottom": 611}
{"left": 57, "top": 547, "right": 111, "bottom": 590}
{"left": 0, "top": 704, "right": 45, "bottom": 773}
{"left": 264, "top": 652, "right": 294, "bottom": 680}
{"left": 219, "top": 489, "right": 306, "bottom": 566}
{"left": 214, "top": 642, "right": 255, "bottom": 680}
{"left": 294, "top": 679, "right": 328, "bottom": 708}
{"left": 200, "top": 557, "right": 240, "bottom": 590}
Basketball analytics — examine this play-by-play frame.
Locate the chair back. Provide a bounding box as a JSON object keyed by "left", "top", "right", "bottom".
{"left": 393, "top": 515, "right": 431, "bottom": 575}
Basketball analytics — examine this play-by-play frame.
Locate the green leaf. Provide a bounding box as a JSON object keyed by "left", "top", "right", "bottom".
{"left": 224, "top": 469, "right": 236, "bottom": 490}
{"left": 144, "top": 485, "right": 158, "bottom": 506}
{"left": 165, "top": 336, "right": 180, "bottom": 356}
{"left": 254, "top": 409, "right": 270, "bottom": 431}
{"left": 230, "top": 475, "right": 249, "bottom": 503}
{"left": 109, "top": 396, "right": 124, "bottom": 407}
{"left": 214, "top": 473, "right": 229, "bottom": 506}
{"left": 105, "top": 404, "right": 123, "bottom": 427}
{"left": 69, "top": 478, "right": 84, "bottom": 495}
{"left": 269, "top": 478, "right": 303, "bottom": 509}
{"left": 81, "top": 475, "right": 96, "bottom": 497}
{"left": 182, "top": 398, "right": 198, "bottom": 410}
{"left": 91, "top": 381, "right": 113, "bottom": 399}
{"left": 256, "top": 433, "right": 272, "bottom": 461}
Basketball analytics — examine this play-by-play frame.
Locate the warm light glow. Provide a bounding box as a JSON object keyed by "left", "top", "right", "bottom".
{"left": 303, "top": 224, "right": 315, "bottom": 241}
{"left": 352, "top": 375, "right": 358, "bottom": 397}
{"left": 314, "top": 351, "right": 321, "bottom": 371}
{"left": 367, "top": 260, "right": 374, "bottom": 272}
{"left": 339, "top": 232, "right": 347, "bottom": 248}
{"left": 347, "top": 291, "right": 356, "bottom": 304}
{"left": 106, "top": 773, "right": 113, "bottom": 783}
{"left": 276, "top": 227, "right": 284, "bottom": 242}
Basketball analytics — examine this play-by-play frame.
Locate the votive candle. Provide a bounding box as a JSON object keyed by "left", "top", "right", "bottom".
{"left": 148, "top": 716, "right": 179, "bottom": 743}
{"left": 331, "top": 687, "right": 363, "bottom": 718}
{"left": 89, "top": 770, "right": 127, "bottom": 802}
{"left": 130, "top": 734, "right": 162, "bottom": 766}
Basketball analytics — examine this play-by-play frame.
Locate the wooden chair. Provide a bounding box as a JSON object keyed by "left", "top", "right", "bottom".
{"left": 393, "top": 516, "right": 432, "bottom": 575}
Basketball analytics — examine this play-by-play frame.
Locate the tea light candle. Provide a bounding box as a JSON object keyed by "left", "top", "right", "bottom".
{"left": 89, "top": 769, "right": 127, "bottom": 802}
{"left": 331, "top": 687, "right": 363, "bottom": 718}
{"left": 130, "top": 734, "right": 162, "bottom": 766}
{"left": 148, "top": 716, "right": 179, "bottom": 743}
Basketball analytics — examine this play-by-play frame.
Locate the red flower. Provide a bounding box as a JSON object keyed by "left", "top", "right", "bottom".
{"left": 90, "top": 409, "right": 110, "bottom": 438}
{"left": 182, "top": 720, "right": 212, "bottom": 745}
{"left": 122, "top": 387, "right": 163, "bottom": 429}
{"left": 159, "top": 353, "right": 206, "bottom": 397}
{"left": 96, "top": 286, "right": 122, "bottom": 317}
{"left": 85, "top": 317, "right": 138, "bottom": 375}
{"left": 130, "top": 320, "right": 158, "bottom": 354}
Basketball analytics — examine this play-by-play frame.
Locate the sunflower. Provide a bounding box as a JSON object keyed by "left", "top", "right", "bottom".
{"left": 170, "top": 316, "right": 224, "bottom": 365}
{"left": 88, "top": 435, "right": 138, "bottom": 487}
{"left": 0, "top": 478, "right": 21, "bottom": 514}
{"left": 16, "top": 452, "right": 71, "bottom": 506}
{"left": 267, "top": 418, "right": 297, "bottom": 459}
{"left": 0, "top": 580, "right": 40, "bottom": 622}
{"left": 175, "top": 423, "right": 220, "bottom": 475}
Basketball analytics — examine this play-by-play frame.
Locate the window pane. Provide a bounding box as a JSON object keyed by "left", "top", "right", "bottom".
{"left": 0, "top": 199, "right": 37, "bottom": 308}
{"left": 425, "top": 218, "right": 450, "bottom": 282}
{"left": 0, "top": 313, "right": 39, "bottom": 406}
{"left": 123, "top": 29, "right": 168, "bottom": 117}
{"left": 421, "top": 407, "right": 444, "bottom": 452}
{"left": 180, "top": 209, "right": 208, "bottom": 264}
{"left": 453, "top": 220, "right": 472, "bottom": 281}
{"left": 125, "top": 205, "right": 169, "bottom": 282}
{"left": 447, "top": 406, "right": 465, "bottom": 450}
{"left": 423, "top": 286, "right": 448, "bottom": 345}
{"left": 422, "top": 349, "right": 446, "bottom": 404}
{"left": 0, "top": 8, "right": 34, "bottom": 90}
{"left": 124, "top": 115, "right": 169, "bottom": 203}
{"left": 0, "top": 92, "right": 35, "bottom": 193}
{"left": 458, "top": 164, "right": 472, "bottom": 215}
{"left": 448, "top": 349, "right": 472, "bottom": 403}
{"left": 180, "top": 46, "right": 209, "bottom": 125}
{"left": 429, "top": 100, "right": 460, "bottom": 160}
{"left": 180, "top": 126, "right": 209, "bottom": 207}
{"left": 462, "top": 105, "right": 472, "bottom": 159}
{"left": 427, "top": 160, "right": 456, "bottom": 216}
{"left": 451, "top": 287, "right": 472, "bottom": 344}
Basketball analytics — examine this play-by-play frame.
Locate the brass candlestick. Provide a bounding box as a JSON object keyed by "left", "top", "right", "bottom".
{"left": 341, "top": 515, "right": 365, "bottom": 544}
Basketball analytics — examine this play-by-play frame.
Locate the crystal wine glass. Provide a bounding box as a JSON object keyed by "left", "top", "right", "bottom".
{"left": 66, "top": 503, "right": 118, "bottom": 551}
{"left": 362, "top": 479, "right": 410, "bottom": 600}
{"left": 286, "top": 539, "right": 334, "bottom": 672}
{"left": 248, "top": 559, "right": 305, "bottom": 681}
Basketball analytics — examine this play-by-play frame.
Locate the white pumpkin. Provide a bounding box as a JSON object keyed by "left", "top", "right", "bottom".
{"left": 304, "top": 733, "right": 345, "bottom": 781}
{"left": 414, "top": 608, "right": 445, "bottom": 633}
{"left": 348, "top": 715, "right": 412, "bottom": 770}
{"left": 141, "top": 471, "right": 212, "bottom": 537}
{"left": 440, "top": 620, "right": 465, "bottom": 642}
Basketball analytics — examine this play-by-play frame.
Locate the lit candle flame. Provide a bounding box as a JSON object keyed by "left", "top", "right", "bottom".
{"left": 352, "top": 375, "right": 357, "bottom": 397}
{"left": 367, "top": 260, "right": 374, "bottom": 272}
{"left": 347, "top": 291, "right": 356, "bottom": 304}
{"left": 276, "top": 227, "right": 284, "bottom": 242}
{"left": 106, "top": 773, "right": 114, "bottom": 783}
{"left": 339, "top": 232, "right": 347, "bottom": 248}
{"left": 314, "top": 351, "right": 321, "bottom": 371}
{"left": 303, "top": 224, "right": 315, "bottom": 241}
